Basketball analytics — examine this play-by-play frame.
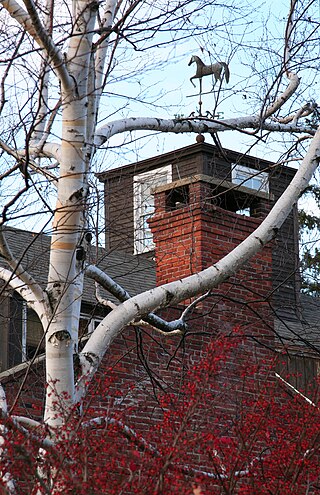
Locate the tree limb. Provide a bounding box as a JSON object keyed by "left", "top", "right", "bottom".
{"left": 29, "top": 0, "right": 55, "bottom": 147}
{"left": 28, "top": 142, "right": 61, "bottom": 163}
{"left": 262, "top": 71, "right": 300, "bottom": 120}
{"left": 11, "top": 416, "right": 41, "bottom": 429}
{"left": 0, "top": 266, "right": 50, "bottom": 326}
{"left": 0, "top": 229, "right": 50, "bottom": 310}
{"left": 274, "top": 101, "right": 318, "bottom": 125}
{"left": 0, "top": 384, "right": 16, "bottom": 494}
{"left": 95, "top": 115, "right": 315, "bottom": 147}
{"left": 0, "top": 138, "right": 58, "bottom": 184}
{"left": 85, "top": 264, "right": 186, "bottom": 333}
{"left": 1, "top": 0, "right": 73, "bottom": 91}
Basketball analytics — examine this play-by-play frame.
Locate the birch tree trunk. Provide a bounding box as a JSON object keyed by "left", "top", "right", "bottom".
{"left": 44, "top": 0, "right": 99, "bottom": 427}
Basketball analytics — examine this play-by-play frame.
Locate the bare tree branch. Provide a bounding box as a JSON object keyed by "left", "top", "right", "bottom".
{"left": 1, "top": 0, "right": 73, "bottom": 90}
{"left": 0, "top": 266, "right": 50, "bottom": 326}
{"left": 85, "top": 264, "right": 186, "bottom": 333}
{"left": 274, "top": 101, "right": 318, "bottom": 124}
{"left": 95, "top": 115, "right": 315, "bottom": 147}
{"left": 0, "top": 228, "right": 51, "bottom": 313}
{"left": 0, "top": 138, "right": 58, "bottom": 183}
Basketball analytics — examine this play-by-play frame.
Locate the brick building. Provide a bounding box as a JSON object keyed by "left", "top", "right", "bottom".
{"left": 97, "top": 140, "right": 319, "bottom": 387}
{"left": 0, "top": 141, "right": 319, "bottom": 489}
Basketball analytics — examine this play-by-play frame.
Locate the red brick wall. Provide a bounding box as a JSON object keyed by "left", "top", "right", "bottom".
{"left": 149, "top": 178, "right": 274, "bottom": 351}
{"left": 150, "top": 180, "right": 272, "bottom": 287}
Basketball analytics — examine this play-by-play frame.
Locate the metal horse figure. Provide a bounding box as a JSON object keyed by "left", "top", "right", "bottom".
{"left": 188, "top": 55, "right": 230, "bottom": 94}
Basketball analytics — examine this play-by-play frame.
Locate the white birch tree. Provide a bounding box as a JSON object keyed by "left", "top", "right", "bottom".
{"left": 0, "top": 0, "right": 319, "bottom": 491}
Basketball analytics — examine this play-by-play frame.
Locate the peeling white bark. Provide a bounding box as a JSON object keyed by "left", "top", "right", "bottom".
{"left": 0, "top": 267, "right": 50, "bottom": 327}
{"left": 95, "top": 115, "right": 315, "bottom": 147}
{"left": 44, "top": 0, "right": 100, "bottom": 427}
{"left": 1, "top": 0, "right": 72, "bottom": 89}
{"left": 0, "top": 384, "right": 16, "bottom": 494}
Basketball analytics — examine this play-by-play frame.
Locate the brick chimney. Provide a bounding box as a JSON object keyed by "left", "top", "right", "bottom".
{"left": 149, "top": 174, "right": 274, "bottom": 340}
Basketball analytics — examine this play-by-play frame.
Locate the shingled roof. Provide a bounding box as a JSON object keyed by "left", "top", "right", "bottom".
{"left": 0, "top": 227, "right": 156, "bottom": 305}
{"left": 275, "top": 294, "right": 320, "bottom": 355}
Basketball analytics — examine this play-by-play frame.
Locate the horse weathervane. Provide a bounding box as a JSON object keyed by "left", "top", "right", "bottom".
{"left": 188, "top": 55, "right": 230, "bottom": 93}
{"left": 187, "top": 55, "right": 230, "bottom": 116}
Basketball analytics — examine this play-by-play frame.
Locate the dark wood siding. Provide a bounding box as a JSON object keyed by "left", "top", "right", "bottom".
{"left": 270, "top": 166, "right": 299, "bottom": 309}
{"left": 104, "top": 173, "right": 135, "bottom": 253}
{"left": 277, "top": 353, "right": 320, "bottom": 394}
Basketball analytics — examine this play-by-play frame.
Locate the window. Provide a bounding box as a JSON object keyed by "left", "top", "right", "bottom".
{"left": 232, "top": 164, "right": 269, "bottom": 193}
{"left": 7, "top": 295, "right": 44, "bottom": 368}
{"left": 133, "top": 165, "right": 172, "bottom": 254}
{"left": 23, "top": 305, "right": 44, "bottom": 360}
{"left": 79, "top": 314, "right": 102, "bottom": 338}
{"left": 3, "top": 293, "right": 103, "bottom": 371}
